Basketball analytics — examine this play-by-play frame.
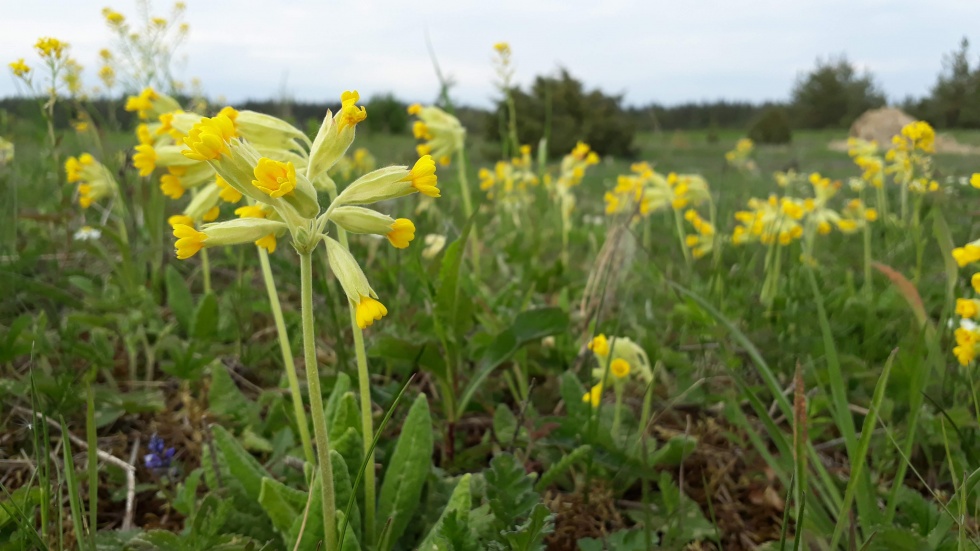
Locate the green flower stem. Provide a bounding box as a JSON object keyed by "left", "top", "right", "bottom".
{"left": 299, "top": 251, "right": 336, "bottom": 551}
{"left": 200, "top": 247, "right": 212, "bottom": 294}
{"left": 259, "top": 246, "right": 315, "bottom": 465}
{"left": 672, "top": 209, "right": 692, "bottom": 267}
{"left": 86, "top": 380, "right": 98, "bottom": 538}
{"left": 612, "top": 386, "right": 623, "bottom": 439}
{"left": 336, "top": 228, "right": 377, "bottom": 546}
{"left": 456, "top": 148, "right": 481, "bottom": 275}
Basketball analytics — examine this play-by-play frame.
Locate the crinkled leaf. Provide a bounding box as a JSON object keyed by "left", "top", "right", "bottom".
{"left": 377, "top": 393, "right": 434, "bottom": 550}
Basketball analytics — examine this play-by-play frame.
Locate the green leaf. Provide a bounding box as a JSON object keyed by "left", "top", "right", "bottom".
{"left": 558, "top": 372, "right": 587, "bottom": 422}
{"left": 166, "top": 265, "right": 194, "bottom": 334}
{"left": 493, "top": 405, "right": 518, "bottom": 445}
{"left": 258, "top": 476, "right": 307, "bottom": 535}
{"left": 324, "top": 372, "right": 353, "bottom": 428}
{"left": 377, "top": 393, "right": 434, "bottom": 550}
{"left": 192, "top": 292, "right": 219, "bottom": 340}
{"left": 209, "top": 365, "right": 259, "bottom": 429}
{"left": 418, "top": 474, "right": 473, "bottom": 551}
{"left": 485, "top": 453, "right": 539, "bottom": 528}
{"left": 333, "top": 426, "right": 364, "bottom": 487}
{"left": 125, "top": 529, "right": 185, "bottom": 550}
{"left": 458, "top": 307, "right": 569, "bottom": 415}
{"left": 329, "top": 392, "right": 362, "bottom": 440}
{"left": 288, "top": 452, "right": 361, "bottom": 550}
{"left": 211, "top": 425, "right": 270, "bottom": 502}
{"left": 173, "top": 469, "right": 203, "bottom": 517}
{"left": 435, "top": 217, "right": 475, "bottom": 333}
{"left": 0, "top": 485, "right": 40, "bottom": 530}
{"left": 497, "top": 503, "right": 554, "bottom": 551}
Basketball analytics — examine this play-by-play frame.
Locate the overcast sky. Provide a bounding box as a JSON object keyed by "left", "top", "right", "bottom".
{"left": 2, "top": 0, "right": 979, "bottom": 108}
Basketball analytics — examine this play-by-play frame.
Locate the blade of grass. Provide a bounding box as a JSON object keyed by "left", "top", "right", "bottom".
{"left": 830, "top": 349, "right": 898, "bottom": 550}
{"left": 337, "top": 374, "right": 415, "bottom": 550}
{"left": 670, "top": 281, "right": 842, "bottom": 526}
{"left": 804, "top": 266, "right": 877, "bottom": 531}
{"left": 60, "top": 417, "right": 89, "bottom": 550}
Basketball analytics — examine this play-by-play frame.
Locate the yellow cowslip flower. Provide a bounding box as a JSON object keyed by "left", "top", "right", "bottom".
{"left": 216, "top": 175, "right": 243, "bottom": 203}
{"left": 571, "top": 141, "right": 590, "bottom": 160}
{"left": 9, "top": 59, "right": 30, "bottom": 77}
{"left": 588, "top": 334, "right": 609, "bottom": 356}
{"left": 610, "top": 358, "right": 630, "bottom": 379}
{"left": 582, "top": 383, "right": 603, "bottom": 408}
{"left": 133, "top": 144, "right": 158, "bottom": 177}
{"left": 235, "top": 205, "right": 268, "bottom": 218}
{"left": 255, "top": 233, "right": 277, "bottom": 253}
{"left": 174, "top": 224, "right": 207, "bottom": 259}
{"left": 65, "top": 157, "right": 82, "bottom": 183}
{"left": 168, "top": 214, "right": 193, "bottom": 228}
{"left": 953, "top": 243, "right": 980, "bottom": 267}
{"left": 864, "top": 208, "right": 878, "bottom": 222}
{"left": 408, "top": 104, "right": 466, "bottom": 163}
{"left": 386, "top": 218, "right": 415, "bottom": 249}
{"left": 102, "top": 8, "right": 125, "bottom": 25}
{"left": 252, "top": 158, "right": 296, "bottom": 198}
{"left": 972, "top": 273, "right": 980, "bottom": 294}
{"left": 898, "top": 120, "right": 936, "bottom": 154}
{"left": 956, "top": 298, "right": 980, "bottom": 320}
{"left": 356, "top": 296, "right": 388, "bottom": 329}
{"left": 407, "top": 103, "right": 422, "bottom": 115}
{"left": 67, "top": 155, "right": 118, "bottom": 208}
{"left": 136, "top": 124, "right": 153, "bottom": 146}
{"left": 202, "top": 206, "right": 220, "bottom": 222}
{"left": 173, "top": 217, "right": 288, "bottom": 259}
{"left": 405, "top": 155, "right": 439, "bottom": 197}
{"left": 969, "top": 173, "right": 980, "bottom": 189}
{"left": 182, "top": 114, "right": 236, "bottom": 161}
{"left": 338, "top": 90, "right": 367, "bottom": 131}
{"left": 493, "top": 42, "right": 511, "bottom": 55}
{"left": 152, "top": 17, "right": 167, "bottom": 26}
{"left": 35, "top": 37, "right": 67, "bottom": 60}
{"left": 160, "top": 166, "right": 187, "bottom": 199}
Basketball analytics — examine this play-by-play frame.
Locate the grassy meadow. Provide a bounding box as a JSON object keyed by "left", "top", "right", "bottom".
{"left": 5, "top": 22, "right": 980, "bottom": 551}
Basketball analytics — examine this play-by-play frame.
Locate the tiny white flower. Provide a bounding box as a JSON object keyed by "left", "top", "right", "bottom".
{"left": 73, "top": 226, "right": 101, "bottom": 241}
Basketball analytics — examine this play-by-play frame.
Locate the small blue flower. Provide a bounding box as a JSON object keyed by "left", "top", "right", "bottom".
{"left": 144, "top": 433, "right": 175, "bottom": 471}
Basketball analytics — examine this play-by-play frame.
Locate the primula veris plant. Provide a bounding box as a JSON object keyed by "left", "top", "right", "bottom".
{"left": 168, "top": 90, "right": 437, "bottom": 550}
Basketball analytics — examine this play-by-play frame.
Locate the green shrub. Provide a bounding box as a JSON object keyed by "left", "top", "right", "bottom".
{"left": 486, "top": 68, "right": 636, "bottom": 158}
{"left": 748, "top": 107, "right": 793, "bottom": 144}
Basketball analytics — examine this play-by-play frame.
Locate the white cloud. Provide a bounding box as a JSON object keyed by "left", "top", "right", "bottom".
{"left": 1, "top": 0, "right": 978, "bottom": 106}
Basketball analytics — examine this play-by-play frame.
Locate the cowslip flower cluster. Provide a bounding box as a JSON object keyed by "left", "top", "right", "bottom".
{"left": 725, "top": 138, "right": 758, "bottom": 175}
{"left": 65, "top": 153, "right": 119, "bottom": 209}
{"left": 552, "top": 141, "right": 599, "bottom": 214}
{"left": 9, "top": 37, "right": 82, "bottom": 100}
{"left": 478, "top": 145, "right": 539, "bottom": 210}
{"left": 103, "top": 3, "right": 190, "bottom": 93}
{"left": 582, "top": 334, "right": 652, "bottom": 407}
{"left": 847, "top": 138, "right": 885, "bottom": 189}
{"left": 732, "top": 195, "right": 805, "bottom": 246}
{"left": 407, "top": 104, "right": 465, "bottom": 166}
{"left": 885, "top": 121, "right": 939, "bottom": 194}
{"left": 131, "top": 91, "right": 321, "bottom": 240}
{"left": 605, "top": 162, "right": 711, "bottom": 219}
{"left": 172, "top": 91, "right": 437, "bottom": 328}
{"left": 683, "top": 209, "right": 716, "bottom": 259}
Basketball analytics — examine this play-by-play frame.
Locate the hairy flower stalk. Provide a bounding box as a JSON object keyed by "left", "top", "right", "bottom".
{"left": 259, "top": 246, "right": 315, "bottom": 465}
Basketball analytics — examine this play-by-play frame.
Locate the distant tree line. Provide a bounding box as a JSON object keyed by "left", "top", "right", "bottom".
{"left": 3, "top": 37, "right": 979, "bottom": 150}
